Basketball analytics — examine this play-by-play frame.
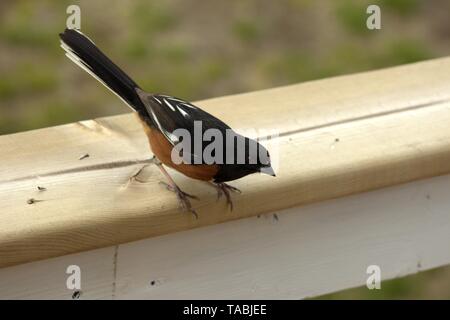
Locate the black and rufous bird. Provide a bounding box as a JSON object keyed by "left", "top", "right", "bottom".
{"left": 59, "top": 28, "right": 275, "bottom": 216}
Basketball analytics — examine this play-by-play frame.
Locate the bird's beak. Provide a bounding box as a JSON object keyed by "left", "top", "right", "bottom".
{"left": 260, "top": 166, "right": 276, "bottom": 177}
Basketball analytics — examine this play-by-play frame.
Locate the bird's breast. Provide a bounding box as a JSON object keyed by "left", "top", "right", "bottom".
{"left": 139, "top": 117, "right": 219, "bottom": 181}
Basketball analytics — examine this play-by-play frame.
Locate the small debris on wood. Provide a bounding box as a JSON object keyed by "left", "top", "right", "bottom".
{"left": 37, "top": 186, "right": 47, "bottom": 191}
{"left": 72, "top": 290, "right": 82, "bottom": 299}
{"left": 27, "top": 198, "right": 43, "bottom": 205}
{"left": 79, "top": 153, "right": 90, "bottom": 160}
{"left": 330, "top": 137, "right": 340, "bottom": 150}
{"left": 273, "top": 213, "right": 279, "bottom": 221}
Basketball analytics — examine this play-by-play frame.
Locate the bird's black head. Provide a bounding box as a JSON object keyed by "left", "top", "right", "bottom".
{"left": 214, "top": 137, "right": 276, "bottom": 183}
{"left": 249, "top": 139, "right": 275, "bottom": 177}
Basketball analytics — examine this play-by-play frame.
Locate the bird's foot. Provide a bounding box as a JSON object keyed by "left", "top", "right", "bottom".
{"left": 128, "top": 156, "right": 160, "bottom": 183}
{"left": 213, "top": 182, "right": 241, "bottom": 211}
{"left": 129, "top": 164, "right": 149, "bottom": 183}
{"left": 159, "top": 181, "right": 199, "bottom": 218}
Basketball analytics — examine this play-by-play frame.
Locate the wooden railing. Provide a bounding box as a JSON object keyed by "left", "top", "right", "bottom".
{"left": 1, "top": 57, "right": 450, "bottom": 284}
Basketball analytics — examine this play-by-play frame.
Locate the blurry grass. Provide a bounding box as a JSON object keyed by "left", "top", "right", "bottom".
{"left": 335, "top": 0, "right": 422, "bottom": 36}
{"left": 316, "top": 265, "right": 450, "bottom": 299}
{"left": 263, "top": 38, "right": 432, "bottom": 84}
{"left": 203, "top": 60, "right": 230, "bottom": 81}
{"left": 263, "top": 53, "right": 322, "bottom": 83}
{"left": 27, "top": 100, "right": 80, "bottom": 129}
{"left": 0, "top": 98, "right": 89, "bottom": 135}
{"left": 124, "top": 36, "right": 150, "bottom": 59}
{"left": 131, "top": 0, "right": 177, "bottom": 33}
{"left": 335, "top": 0, "right": 373, "bottom": 35}
{"left": 0, "top": 114, "right": 20, "bottom": 135}
{"left": 376, "top": 39, "right": 432, "bottom": 66}
{"left": 1, "top": 25, "right": 54, "bottom": 48}
{"left": 232, "top": 19, "right": 261, "bottom": 43}
{"left": 159, "top": 45, "right": 190, "bottom": 64}
{"left": 0, "top": 1, "right": 62, "bottom": 51}
{"left": 137, "top": 57, "right": 230, "bottom": 99}
{"left": 0, "top": 64, "right": 58, "bottom": 100}
{"left": 379, "top": 0, "right": 421, "bottom": 16}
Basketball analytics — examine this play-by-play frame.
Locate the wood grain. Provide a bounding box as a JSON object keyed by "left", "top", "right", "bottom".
{"left": 1, "top": 57, "right": 450, "bottom": 268}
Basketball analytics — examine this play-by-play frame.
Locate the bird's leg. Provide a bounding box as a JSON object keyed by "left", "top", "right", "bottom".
{"left": 129, "top": 164, "right": 149, "bottom": 183}
{"left": 129, "top": 156, "right": 158, "bottom": 183}
{"left": 128, "top": 156, "right": 198, "bottom": 217}
{"left": 210, "top": 182, "right": 241, "bottom": 211}
{"left": 155, "top": 159, "right": 199, "bottom": 218}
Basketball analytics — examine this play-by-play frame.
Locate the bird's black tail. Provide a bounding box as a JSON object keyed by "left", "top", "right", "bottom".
{"left": 59, "top": 28, "right": 146, "bottom": 113}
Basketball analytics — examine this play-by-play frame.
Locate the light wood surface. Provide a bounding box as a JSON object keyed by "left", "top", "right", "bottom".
{"left": 1, "top": 57, "right": 450, "bottom": 268}
{"left": 1, "top": 174, "right": 449, "bottom": 299}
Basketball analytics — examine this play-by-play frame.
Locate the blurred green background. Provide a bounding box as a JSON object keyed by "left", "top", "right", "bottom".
{"left": 0, "top": 0, "right": 449, "bottom": 298}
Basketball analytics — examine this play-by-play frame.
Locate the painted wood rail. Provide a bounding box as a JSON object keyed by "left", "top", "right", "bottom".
{"left": 1, "top": 173, "right": 449, "bottom": 299}
{"left": 1, "top": 57, "right": 450, "bottom": 269}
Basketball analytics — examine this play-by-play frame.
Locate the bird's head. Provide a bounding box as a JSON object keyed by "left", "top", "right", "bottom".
{"left": 254, "top": 141, "right": 275, "bottom": 177}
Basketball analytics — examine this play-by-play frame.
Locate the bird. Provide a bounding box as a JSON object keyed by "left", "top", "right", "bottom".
{"left": 59, "top": 28, "right": 275, "bottom": 217}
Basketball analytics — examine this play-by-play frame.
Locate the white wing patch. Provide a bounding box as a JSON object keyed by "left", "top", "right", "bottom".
{"left": 163, "top": 98, "right": 176, "bottom": 111}
{"left": 152, "top": 96, "right": 161, "bottom": 104}
{"left": 146, "top": 95, "right": 199, "bottom": 145}
{"left": 181, "top": 102, "right": 196, "bottom": 109}
{"left": 158, "top": 95, "right": 197, "bottom": 110}
{"left": 156, "top": 95, "right": 197, "bottom": 118}
{"left": 177, "top": 106, "right": 189, "bottom": 118}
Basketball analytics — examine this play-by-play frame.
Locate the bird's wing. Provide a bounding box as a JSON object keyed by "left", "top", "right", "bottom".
{"left": 139, "top": 93, "right": 232, "bottom": 162}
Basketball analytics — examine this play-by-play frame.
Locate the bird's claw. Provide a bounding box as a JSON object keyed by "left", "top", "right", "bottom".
{"left": 214, "top": 183, "right": 241, "bottom": 211}
{"left": 129, "top": 164, "right": 149, "bottom": 183}
{"left": 159, "top": 181, "right": 199, "bottom": 218}
{"left": 158, "top": 182, "right": 198, "bottom": 200}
